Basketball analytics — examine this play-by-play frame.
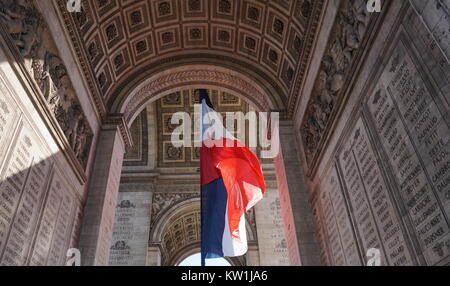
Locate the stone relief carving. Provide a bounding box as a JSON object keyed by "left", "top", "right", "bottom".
{"left": 0, "top": 0, "right": 38, "bottom": 57}
{"left": 110, "top": 240, "right": 131, "bottom": 251}
{"left": 117, "top": 200, "right": 136, "bottom": 209}
{"left": 162, "top": 92, "right": 183, "bottom": 106}
{"left": 276, "top": 239, "right": 287, "bottom": 249}
{"left": 151, "top": 191, "right": 257, "bottom": 241}
{"left": 165, "top": 144, "right": 183, "bottom": 161}
{"left": 0, "top": 0, "right": 93, "bottom": 169}
{"left": 301, "top": 0, "right": 371, "bottom": 167}
{"left": 151, "top": 192, "right": 199, "bottom": 224}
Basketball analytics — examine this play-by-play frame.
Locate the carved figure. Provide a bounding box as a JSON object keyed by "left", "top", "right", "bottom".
{"left": 0, "top": 0, "right": 38, "bottom": 57}
{"left": 302, "top": 0, "right": 372, "bottom": 164}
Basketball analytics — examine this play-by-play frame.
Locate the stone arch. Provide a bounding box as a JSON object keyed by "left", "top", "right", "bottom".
{"left": 82, "top": 81, "right": 314, "bottom": 266}
{"left": 81, "top": 60, "right": 317, "bottom": 266}
{"left": 109, "top": 64, "right": 283, "bottom": 126}
{"left": 150, "top": 197, "right": 257, "bottom": 266}
{"left": 171, "top": 243, "right": 245, "bottom": 266}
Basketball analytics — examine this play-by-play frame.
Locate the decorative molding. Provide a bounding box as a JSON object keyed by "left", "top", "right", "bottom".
{"left": 288, "top": 0, "right": 326, "bottom": 117}
{"left": 124, "top": 110, "right": 149, "bottom": 166}
{"left": 153, "top": 183, "right": 199, "bottom": 193}
{"left": 0, "top": 0, "right": 93, "bottom": 175}
{"left": 151, "top": 192, "right": 199, "bottom": 226}
{"left": 116, "top": 199, "right": 136, "bottom": 209}
{"left": 53, "top": 0, "right": 107, "bottom": 119}
{"left": 104, "top": 114, "right": 133, "bottom": 149}
{"left": 299, "top": 0, "right": 385, "bottom": 175}
{"left": 123, "top": 68, "right": 271, "bottom": 122}
{"left": 110, "top": 240, "right": 131, "bottom": 251}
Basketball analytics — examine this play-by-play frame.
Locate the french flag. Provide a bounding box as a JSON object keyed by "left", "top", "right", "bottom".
{"left": 199, "top": 89, "right": 265, "bottom": 266}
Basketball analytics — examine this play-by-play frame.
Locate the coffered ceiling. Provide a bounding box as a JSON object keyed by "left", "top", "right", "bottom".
{"left": 161, "top": 208, "right": 200, "bottom": 263}
{"left": 55, "top": 0, "right": 324, "bottom": 115}
{"left": 124, "top": 88, "right": 249, "bottom": 169}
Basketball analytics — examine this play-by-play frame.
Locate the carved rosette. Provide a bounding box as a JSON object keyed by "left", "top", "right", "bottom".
{"left": 0, "top": 0, "right": 93, "bottom": 169}
{"left": 300, "top": 0, "right": 372, "bottom": 169}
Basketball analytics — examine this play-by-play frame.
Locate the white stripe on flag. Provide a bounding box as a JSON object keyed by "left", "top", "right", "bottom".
{"left": 222, "top": 203, "right": 248, "bottom": 257}
{"left": 201, "top": 99, "right": 235, "bottom": 141}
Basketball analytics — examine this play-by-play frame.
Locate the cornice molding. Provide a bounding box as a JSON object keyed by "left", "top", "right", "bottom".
{"left": 103, "top": 114, "right": 133, "bottom": 149}
{"left": 119, "top": 66, "right": 275, "bottom": 124}
{"left": 301, "top": 0, "right": 392, "bottom": 177}
{"left": 288, "top": 0, "right": 326, "bottom": 118}
{"left": 53, "top": 0, "right": 107, "bottom": 119}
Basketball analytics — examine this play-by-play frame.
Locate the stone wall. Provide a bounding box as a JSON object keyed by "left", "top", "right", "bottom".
{"left": 0, "top": 0, "right": 100, "bottom": 266}
{"left": 108, "top": 184, "right": 153, "bottom": 266}
{"left": 109, "top": 177, "right": 289, "bottom": 266}
{"left": 255, "top": 188, "right": 289, "bottom": 266}
{"left": 298, "top": 0, "right": 450, "bottom": 266}
{"left": 0, "top": 47, "right": 86, "bottom": 266}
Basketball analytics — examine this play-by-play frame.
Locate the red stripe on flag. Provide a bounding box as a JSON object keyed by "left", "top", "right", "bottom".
{"left": 200, "top": 138, "right": 265, "bottom": 240}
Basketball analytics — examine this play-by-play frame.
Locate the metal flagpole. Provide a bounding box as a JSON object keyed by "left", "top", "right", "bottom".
{"left": 200, "top": 89, "right": 206, "bottom": 267}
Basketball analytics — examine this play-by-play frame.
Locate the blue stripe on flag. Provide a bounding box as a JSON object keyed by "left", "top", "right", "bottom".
{"left": 201, "top": 178, "right": 228, "bottom": 263}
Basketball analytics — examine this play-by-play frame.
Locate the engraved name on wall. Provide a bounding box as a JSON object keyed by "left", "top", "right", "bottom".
{"left": 0, "top": 122, "right": 51, "bottom": 266}
{"left": 311, "top": 191, "right": 332, "bottom": 265}
{"left": 338, "top": 118, "right": 414, "bottom": 266}
{"left": 255, "top": 188, "right": 289, "bottom": 266}
{"left": 109, "top": 191, "right": 152, "bottom": 266}
{"left": 0, "top": 70, "right": 81, "bottom": 266}
{"left": 0, "top": 80, "right": 19, "bottom": 164}
{"left": 318, "top": 167, "right": 361, "bottom": 266}
{"left": 29, "top": 170, "right": 76, "bottom": 266}
{"left": 366, "top": 39, "right": 450, "bottom": 265}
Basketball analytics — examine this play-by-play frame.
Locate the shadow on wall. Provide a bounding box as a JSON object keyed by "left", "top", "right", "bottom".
{"left": 0, "top": 151, "right": 83, "bottom": 266}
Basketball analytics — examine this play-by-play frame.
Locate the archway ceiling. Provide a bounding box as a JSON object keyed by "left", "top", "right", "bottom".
{"left": 161, "top": 209, "right": 200, "bottom": 264}
{"left": 157, "top": 204, "right": 256, "bottom": 265}
{"left": 56, "top": 0, "right": 324, "bottom": 116}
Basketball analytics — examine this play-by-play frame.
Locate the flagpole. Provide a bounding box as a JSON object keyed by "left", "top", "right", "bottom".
{"left": 201, "top": 148, "right": 205, "bottom": 266}
{"left": 200, "top": 89, "right": 206, "bottom": 267}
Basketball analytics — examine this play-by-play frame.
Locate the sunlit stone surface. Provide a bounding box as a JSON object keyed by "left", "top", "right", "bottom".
{"left": 0, "top": 0, "right": 448, "bottom": 266}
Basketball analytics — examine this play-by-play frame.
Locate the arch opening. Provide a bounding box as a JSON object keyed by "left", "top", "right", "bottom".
{"left": 112, "top": 64, "right": 282, "bottom": 127}
{"left": 149, "top": 196, "right": 254, "bottom": 266}
{"left": 108, "top": 86, "right": 289, "bottom": 267}
{"left": 177, "top": 253, "right": 231, "bottom": 267}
